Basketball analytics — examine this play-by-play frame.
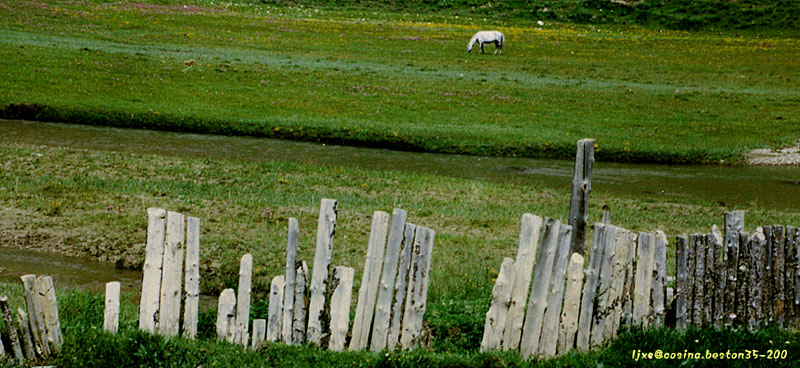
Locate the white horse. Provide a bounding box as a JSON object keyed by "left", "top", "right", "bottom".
{"left": 467, "top": 31, "right": 504, "bottom": 55}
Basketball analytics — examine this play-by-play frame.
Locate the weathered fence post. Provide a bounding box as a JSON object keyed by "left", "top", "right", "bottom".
{"left": 539, "top": 224, "right": 573, "bottom": 358}
{"left": 329, "top": 266, "right": 355, "bottom": 351}
{"left": 703, "top": 233, "right": 714, "bottom": 325}
{"left": 0, "top": 296, "right": 24, "bottom": 362}
{"left": 252, "top": 319, "right": 267, "bottom": 350}
{"left": 724, "top": 211, "right": 744, "bottom": 327}
{"left": 691, "top": 234, "right": 705, "bottom": 327}
{"left": 620, "top": 231, "right": 638, "bottom": 326}
{"left": 267, "top": 275, "right": 285, "bottom": 343}
{"left": 387, "top": 223, "right": 416, "bottom": 350}
{"left": 675, "top": 235, "right": 689, "bottom": 329}
{"left": 307, "top": 199, "right": 338, "bottom": 346}
{"left": 216, "top": 288, "right": 237, "bottom": 343}
{"left": 590, "top": 224, "right": 617, "bottom": 349}
{"left": 236, "top": 254, "right": 253, "bottom": 347}
{"left": 575, "top": 222, "right": 604, "bottom": 351}
{"left": 21, "top": 274, "right": 49, "bottom": 358}
{"left": 786, "top": 226, "right": 798, "bottom": 328}
{"left": 749, "top": 229, "right": 766, "bottom": 331}
{"left": 480, "top": 257, "right": 516, "bottom": 352}
{"left": 282, "top": 218, "right": 299, "bottom": 344}
{"left": 159, "top": 211, "right": 185, "bottom": 337}
{"left": 710, "top": 227, "right": 724, "bottom": 328}
{"left": 292, "top": 261, "right": 309, "bottom": 344}
{"left": 633, "top": 232, "right": 655, "bottom": 327}
{"left": 502, "top": 214, "right": 543, "bottom": 351}
{"left": 557, "top": 253, "right": 584, "bottom": 355}
{"left": 350, "top": 211, "right": 390, "bottom": 351}
{"left": 371, "top": 209, "right": 408, "bottom": 351}
{"left": 521, "top": 218, "right": 561, "bottom": 357}
{"left": 183, "top": 216, "right": 201, "bottom": 339}
{"left": 568, "top": 139, "right": 595, "bottom": 256}
{"left": 16, "top": 308, "right": 35, "bottom": 360}
{"left": 140, "top": 207, "right": 166, "bottom": 333}
{"left": 736, "top": 232, "right": 751, "bottom": 327}
{"left": 604, "top": 227, "right": 632, "bottom": 341}
{"left": 651, "top": 231, "right": 667, "bottom": 328}
{"left": 773, "top": 225, "right": 786, "bottom": 327}
{"left": 37, "top": 275, "right": 62, "bottom": 351}
{"left": 400, "top": 226, "right": 435, "bottom": 350}
{"left": 104, "top": 282, "right": 121, "bottom": 334}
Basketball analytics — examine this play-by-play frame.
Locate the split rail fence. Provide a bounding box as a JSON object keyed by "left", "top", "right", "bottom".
{"left": 482, "top": 210, "right": 800, "bottom": 359}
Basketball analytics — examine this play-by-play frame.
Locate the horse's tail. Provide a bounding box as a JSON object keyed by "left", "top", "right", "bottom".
{"left": 500, "top": 33, "right": 505, "bottom": 48}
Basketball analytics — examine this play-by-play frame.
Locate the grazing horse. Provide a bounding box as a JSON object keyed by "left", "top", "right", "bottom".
{"left": 467, "top": 31, "right": 504, "bottom": 55}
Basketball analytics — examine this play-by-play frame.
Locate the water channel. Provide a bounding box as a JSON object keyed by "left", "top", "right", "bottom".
{"left": 1, "top": 119, "right": 799, "bottom": 293}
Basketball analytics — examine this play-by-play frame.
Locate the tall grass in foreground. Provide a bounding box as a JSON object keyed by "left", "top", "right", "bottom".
{"left": 0, "top": 286, "right": 795, "bottom": 367}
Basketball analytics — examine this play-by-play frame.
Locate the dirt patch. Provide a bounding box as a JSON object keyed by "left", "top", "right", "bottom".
{"left": 745, "top": 143, "right": 800, "bottom": 166}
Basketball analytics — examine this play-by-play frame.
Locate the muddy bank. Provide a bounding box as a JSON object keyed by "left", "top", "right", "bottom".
{"left": 746, "top": 144, "right": 800, "bottom": 166}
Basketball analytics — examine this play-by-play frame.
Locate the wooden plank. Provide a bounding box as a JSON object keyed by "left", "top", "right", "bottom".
{"left": 590, "top": 224, "right": 617, "bottom": 349}
{"left": 685, "top": 233, "right": 696, "bottom": 327}
{"left": 183, "top": 216, "right": 201, "bottom": 339}
{"left": 502, "top": 214, "right": 543, "bottom": 351}
{"left": 568, "top": 138, "right": 595, "bottom": 256}
{"left": 104, "top": 282, "right": 121, "bottom": 334}
{"left": 762, "top": 226, "right": 774, "bottom": 323}
{"left": 21, "top": 274, "right": 49, "bottom": 358}
{"left": 370, "top": 209, "right": 407, "bottom": 351}
{"left": 773, "top": 225, "right": 786, "bottom": 327}
{"left": 521, "top": 218, "right": 561, "bottom": 357}
{"left": 139, "top": 207, "right": 166, "bottom": 333}
{"left": 620, "top": 231, "right": 638, "bottom": 327}
{"left": 539, "top": 224, "right": 573, "bottom": 358}
{"left": 252, "top": 319, "right": 267, "bottom": 350}
{"left": 691, "top": 234, "right": 705, "bottom": 327}
{"left": 329, "top": 266, "right": 355, "bottom": 351}
{"left": 480, "top": 257, "right": 516, "bottom": 353}
{"left": 650, "top": 231, "right": 667, "bottom": 328}
{"left": 604, "top": 227, "right": 631, "bottom": 341}
{"left": 387, "top": 223, "right": 416, "bottom": 351}
{"left": 158, "top": 211, "right": 185, "bottom": 337}
{"left": 282, "top": 217, "right": 299, "bottom": 344}
{"left": 735, "top": 232, "right": 751, "bottom": 327}
{"left": 675, "top": 235, "right": 689, "bottom": 329}
{"left": 399, "top": 226, "right": 435, "bottom": 350}
{"left": 267, "top": 275, "right": 285, "bottom": 343}
{"left": 216, "top": 288, "right": 237, "bottom": 343}
{"left": 234, "top": 253, "right": 253, "bottom": 346}
{"left": 710, "top": 227, "right": 724, "bottom": 328}
{"left": 0, "top": 296, "right": 24, "bottom": 362}
{"left": 575, "top": 221, "right": 604, "bottom": 352}
{"left": 557, "top": 253, "right": 584, "bottom": 356}
{"left": 36, "top": 276, "right": 62, "bottom": 351}
{"left": 748, "top": 228, "right": 766, "bottom": 331}
{"left": 16, "top": 308, "right": 35, "bottom": 360}
{"left": 292, "top": 261, "right": 309, "bottom": 344}
{"left": 783, "top": 226, "right": 797, "bottom": 327}
{"left": 724, "top": 211, "right": 744, "bottom": 327}
{"left": 632, "top": 232, "right": 655, "bottom": 327}
{"left": 307, "top": 198, "right": 338, "bottom": 347}
{"left": 350, "top": 211, "right": 390, "bottom": 351}
{"left": 786, "top": 226, "right": 797, "bottom": 328}
{"left": 703, "top": 233, "right": 714, "bottom": 325}
{"left": 794, "top": 228, "right": 800, "bottom": 328}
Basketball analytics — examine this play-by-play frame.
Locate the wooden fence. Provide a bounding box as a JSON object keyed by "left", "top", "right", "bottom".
{"left": 105, "top": 200, "right": 437, "bottom": 353}
{"left": 0, "top": 274, "right": 63, "bottom": 363}
{"left": 482, "top": 211, "right": 800, "bottom": 359}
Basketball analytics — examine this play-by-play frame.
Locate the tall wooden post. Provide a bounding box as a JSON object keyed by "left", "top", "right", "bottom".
{"left": 307, "top": 199, "right": 338, "bottom": 346}
{"left": 568, "top": 138, "right": 595, "bottom": 256}
{"left": 282, "top": 218, "right": 299, "bottom": 344}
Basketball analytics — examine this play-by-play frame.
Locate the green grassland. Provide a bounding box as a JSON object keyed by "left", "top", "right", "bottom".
{"left": 1, "top": 0, "right": 799, "bottom": 163}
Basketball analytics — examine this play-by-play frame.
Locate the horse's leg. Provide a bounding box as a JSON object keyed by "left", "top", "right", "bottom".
{"left": 480, "top": 42, "right": 484, "bottom": 54}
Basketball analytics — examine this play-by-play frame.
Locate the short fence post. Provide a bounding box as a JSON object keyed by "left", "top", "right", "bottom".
{"left": 748, "top": 229, "right": 766, "bottom": 331}
{"left": 183, "top": 216, "right": 201, "bottom": 339}
{"left": 16, "top": 308, "right": 35, "bottom": 360}
{"left": 36, "top": 276, "right": 62, "bottom": 351}
{"left": 711, "top": 228, "right": 724, "bottom": 328}
{"left": 575, "top": 222, "right": 603, "bottom": 352}
{"left": 139, "top": 207, "right": 166, "bottom": 333}
{"left": 282, "top": 218, "right": 299, "bottom": 344}
{"left": 252, "top": 319, "right": 267, "bottom": 350}
{"left": 21, "top": 274, "right": 49, "bottom": 358}
{"left": 604, "top": 227, "right": 632, "bottom": 341}
{"left": 632, "top": 232, "right": 655, "bottom": 327}
{"left": 691, "top": 234, "right": 705, "bottom": 327}
{"left": 329, "top": 266, "right": 355, "bottom": 351}
{"left": 267, "top": 275, "right": 285, "bottom": 343}
{"left": 736, "top": 232, "right": 751, "bottom": 327}
{"left": 216, "top": 288, "right": 237, "bottom": 343}
{"left": 539, "top": 224, "right": 573, "bottom": 358}
{"left": 370, "top": 208, "right": 408, "bottom": 352}
{"left": 651, "top": 231, "right": 667, "bottom": 328}
{"left": 521, "top": 218, "right": 561, "bottom": 357}
{"left": 675, "top": 235, "right": 689, "bottom": 329}
{"left": 387, "top": 223, "right": 416, "bottom": 350}
{"left": 0, "top": 296, "right": 24, "bottom": 362}
{"left": 236, "top": 254, "right": 253, "bottom": 347}
{"left": 724, "top": 211, "right": 744, "bottom": 327}
{"left": 350, "top": 211, "right": 390, "bottom": 351}
{"left": 480, "top": 257, "right": 516, "bottom": 352}
{"left": 158, "top": 211, "right": 185, "bottom": 337}
{"left": 557, "top": 253, "right": 584, "bottom": 356}
{"left": 104, "top": 282, "right": 121, "bottom": 334}
{"left": 400, "top": 226, "right": 435, "bottom": 350}
{"left": 292, "top": 261, "right": 309, "bottom": 344}
{"left": 502, "top": 214, "right": 543, "bottom": 351}
{"left": 589, "top": 224, "right": 616, "bottom": 349}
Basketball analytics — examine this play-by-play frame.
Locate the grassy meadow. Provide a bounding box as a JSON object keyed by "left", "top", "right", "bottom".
{"left": 1, "top": 0, "right": 799, "bottom": 163}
